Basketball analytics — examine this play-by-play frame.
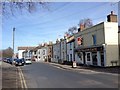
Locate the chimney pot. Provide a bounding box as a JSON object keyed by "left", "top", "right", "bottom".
{"left": 111, "top": 11, "right": 114, "bottom": 15}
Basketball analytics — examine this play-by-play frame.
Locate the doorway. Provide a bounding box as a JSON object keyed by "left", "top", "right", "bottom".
{"left": 92, "top": 52, "right": 97, "bottom": 66}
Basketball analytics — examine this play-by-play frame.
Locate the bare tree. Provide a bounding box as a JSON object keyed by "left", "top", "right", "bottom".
{"left": 68, "top": 26, "right": 78, "bottom": 35}
{"left": 79, "top": 18, "right": 93, "bottom": 28}
{"left": 2, "top": 47, "right": 13, "bottom": 58}
{"left": 1, "top": 1, "right": 48, "bottom": 17}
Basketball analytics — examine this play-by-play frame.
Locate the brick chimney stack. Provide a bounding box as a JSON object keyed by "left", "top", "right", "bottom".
{"left": 107, "top": 11, "right": 117, "bottom": 22}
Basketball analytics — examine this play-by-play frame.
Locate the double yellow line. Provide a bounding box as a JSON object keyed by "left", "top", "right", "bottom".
{"left": 18, "top": 67, "right": 27, "bottom": 88}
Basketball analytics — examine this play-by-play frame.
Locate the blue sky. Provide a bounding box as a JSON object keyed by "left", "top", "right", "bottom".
{"left": 2, "top": 2, "right": 118, "bottom": 53}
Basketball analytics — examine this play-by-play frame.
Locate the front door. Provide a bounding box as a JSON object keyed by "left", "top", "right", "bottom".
{"left": 92, "top": 52, "right": 97, "bottom": 66}
{"left": 86, "top": 52, "right": 92, "bottom": 65}
{"left": 83, "top": 52, "right": 86, "bottom": 64}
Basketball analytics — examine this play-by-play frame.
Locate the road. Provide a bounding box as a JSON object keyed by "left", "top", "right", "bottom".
{"left": 20, "top": 62, "right": 118, "bottom": 88}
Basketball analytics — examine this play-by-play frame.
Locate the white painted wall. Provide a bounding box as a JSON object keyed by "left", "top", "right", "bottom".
{"left": 18, "top": 50, "right": 25, "bottom": 59}
{"left": 66, "top": 42, "right": 75, "bottom": 62}
{"left": 104, "top": 22, "right": 119, "bottom": 66}
{"left": 104, "top": 22, "right": 118, "bottom": 45}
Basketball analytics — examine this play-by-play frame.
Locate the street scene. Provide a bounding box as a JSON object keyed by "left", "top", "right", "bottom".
{"left": 1, "top": 1, "right": 120, "bottom": 89}
{"left": 2, "top": 61, "right": 119, "bottom": 88}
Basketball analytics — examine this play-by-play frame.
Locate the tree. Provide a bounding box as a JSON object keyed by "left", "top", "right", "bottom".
{"left": 2, "top": 47, "right": 13, "bottom": 58}
{"left": 68, "top": 26, "right": 78, "bottom": 35}
{"left": 79, "top": 18, "right": 93, "bottom": 28}
{"left": 1, "top": 1, "right": 48, "bottom": 17}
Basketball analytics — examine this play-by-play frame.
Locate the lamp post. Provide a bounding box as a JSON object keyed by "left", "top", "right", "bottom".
{"left": 13, "top": 27, "right": 15, "bottom": 59}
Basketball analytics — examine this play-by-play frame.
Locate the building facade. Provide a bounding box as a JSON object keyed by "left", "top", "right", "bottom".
{"left": 18, "top": 47, "right": 34, "bottom": 59}
{"left": 47, "top": 44, "right": 53, "bottom": 62}
{"left": 74, "top": 12, "right": 119, "bottom": 67}
{"left": 66, "top": 35, "right": 75, "bottom": 63}
{"left": 60, "top": 38, "right": 67, "bottom": 63}
{"left": 52, "top": 40, "right": 61, "bottom": 63}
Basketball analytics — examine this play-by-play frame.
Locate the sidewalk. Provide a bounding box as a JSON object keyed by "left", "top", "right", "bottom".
{"left": 48, "top": 62, "right": 119, "bottom": 74}
{"left": 2, "top": 62, "right": 21, "bottom": 89}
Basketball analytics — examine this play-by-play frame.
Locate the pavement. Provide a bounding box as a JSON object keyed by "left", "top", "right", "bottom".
{"left": 48, "top": 62, "right": 120, "bottom": 75}
{"left": 2, "top": 62, "right": 21, "bottom": 89}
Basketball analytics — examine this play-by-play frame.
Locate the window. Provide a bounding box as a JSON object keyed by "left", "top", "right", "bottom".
{"left": 92, "top": 35, "right": 97, "bottom": 45}
{"left": 87, "top": 53, "right": 90, "bottom": 61}
{"left": 34, "top": 51, "right": 36, "bottom": 54}
{"left": 43, "top": 50, "right": 45, "bottom": 55}
{"left": 67, "top": 55, "right": 69, "bottom": 61}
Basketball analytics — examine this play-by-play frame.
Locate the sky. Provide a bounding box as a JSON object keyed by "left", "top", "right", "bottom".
{"left": 2, "top": 1, "right": 119, "bottom": 53}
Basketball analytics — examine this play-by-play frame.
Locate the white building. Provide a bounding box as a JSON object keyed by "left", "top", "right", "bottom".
{"left": 18, "top": 47, "right": 35, "bottom": 59}
{"left": 66, "top": 35, "right": 75, "bottom": 63}
{"left": 32, "top": 44, "right": 48, "bottom": 62}
{"left": 75, "top": 11, "right": 119, "bottom": 67}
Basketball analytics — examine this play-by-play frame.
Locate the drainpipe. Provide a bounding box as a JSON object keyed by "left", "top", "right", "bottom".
{"left": 103, "top": 44, "right": 107, "bottom": 67}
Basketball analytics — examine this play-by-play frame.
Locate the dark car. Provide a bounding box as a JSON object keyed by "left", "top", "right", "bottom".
{"left": 15, "top": 59, "right": 25, "bottom": 66}
{"left": 6, "top": 58, "right": 13, "bottom": 64}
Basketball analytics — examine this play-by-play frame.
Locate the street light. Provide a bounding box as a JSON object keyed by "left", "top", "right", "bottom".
{"left": 13, "top": 27, "right": 15, "bottom": 58}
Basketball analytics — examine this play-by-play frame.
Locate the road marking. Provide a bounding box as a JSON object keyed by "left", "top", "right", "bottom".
{"left": 18, "top": 67, "right": 27, "bottom": 88}
{"left": 18, "top": 67, "right": 24, "bottom": 88}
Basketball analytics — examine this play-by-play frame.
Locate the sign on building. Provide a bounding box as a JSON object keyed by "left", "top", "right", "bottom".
{"left": 77, "top": 37, "right": 83, "bottom": 45}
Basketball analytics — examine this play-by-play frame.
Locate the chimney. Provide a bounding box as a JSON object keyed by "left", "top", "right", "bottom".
{"left": 107, "top": 11, "right": 117, "bottom": 22}
{"left": 78, "top": 24, "right": 85, "bottom": 32}
{"left": 56, "top": 39, "right": 59, "bottom": 44}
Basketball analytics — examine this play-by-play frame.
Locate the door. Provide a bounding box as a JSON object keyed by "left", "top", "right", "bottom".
{"left": 86, "top": 52, "right": 92, "bottom": 65}
{"left": 83, "top": 52, "right": 86, "bottom": 64}
{"left": 92, "top": 52, "right": 97, "bottom": 66}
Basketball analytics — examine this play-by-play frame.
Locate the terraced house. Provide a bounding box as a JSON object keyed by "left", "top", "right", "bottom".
{"left": 66, "top": 35, "right": 75, "bottom": 64}
{"left": 60, "top": 38, "right": 67, "bottom": 64}
{"left": 32, "top": 43, "right": 48, "bottom": 62}
{"left": 18, "top": 47, "right": 35, "bottom": 59}
{"left": 74, "top": 11, "right": 119, "bottom": 67}
{"left": 18, "top": 11, "right": 119, "bottom": 67}
{"left": 52, "top": 39, "right": 61, "bottom": 63}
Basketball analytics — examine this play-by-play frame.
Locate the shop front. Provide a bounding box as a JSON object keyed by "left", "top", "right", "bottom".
{"left": 75, "top": 45, "right": 104, "bottom": 67}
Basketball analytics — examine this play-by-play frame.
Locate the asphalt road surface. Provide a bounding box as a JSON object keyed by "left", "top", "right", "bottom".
{"left": 20, "top": 62, "right": 118, "bottom": 88}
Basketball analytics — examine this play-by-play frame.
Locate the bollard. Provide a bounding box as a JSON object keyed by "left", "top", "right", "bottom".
{"left": 72, "top": 61, "right": 77, "bottom": 68}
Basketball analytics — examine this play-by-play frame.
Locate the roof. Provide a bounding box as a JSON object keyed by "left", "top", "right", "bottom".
{"left": 18, "top": 47, "right": 35, "bottom": 50}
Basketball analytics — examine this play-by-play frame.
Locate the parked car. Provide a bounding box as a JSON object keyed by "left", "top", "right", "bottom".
{"left": 6, "top": 58, "right": 13, "bottom": 64}
{"left": 3, "top": 58, "right": 7, "bottom": 62}
{"left": 15, "top": 59, "right": 25, "bottom": 66}
{"left": 25, "top": 59, "right": 32, "bottom": 64}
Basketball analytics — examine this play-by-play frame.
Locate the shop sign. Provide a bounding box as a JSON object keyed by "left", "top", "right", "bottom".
{"left": 77, "top": 37, "right": 83, "bottom": 45}
{"left": 66, "top": 36, "right": 74, "bottom": 43}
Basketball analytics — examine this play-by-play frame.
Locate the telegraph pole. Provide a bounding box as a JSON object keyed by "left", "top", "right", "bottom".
{"left": 13, "top": 27, "right": 15, "bottom": 58}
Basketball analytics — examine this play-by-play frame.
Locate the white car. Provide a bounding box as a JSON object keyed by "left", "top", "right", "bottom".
{"left": 25, "top": 59, "right": 32, "bottom": 64}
